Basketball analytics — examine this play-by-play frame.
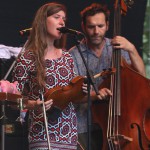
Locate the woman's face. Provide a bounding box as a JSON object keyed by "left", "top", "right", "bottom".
{"left": 46, "top": 10, "right": 66, "bottom": 40}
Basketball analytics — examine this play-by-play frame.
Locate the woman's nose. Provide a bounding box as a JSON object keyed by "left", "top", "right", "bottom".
{"left": 59, "top": 18, "right": 65, "bottom": 26}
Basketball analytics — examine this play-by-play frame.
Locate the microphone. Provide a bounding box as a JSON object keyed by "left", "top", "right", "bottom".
{"left": 57, "top": 27, "right": 84, "bottom": 36}
{"left": 19, "top": 28, "right": 32, "bottom": 36}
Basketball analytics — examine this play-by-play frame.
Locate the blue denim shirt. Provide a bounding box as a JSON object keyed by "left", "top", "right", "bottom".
{"left": 69, "top": 38, "right": 131, "bottom": 133}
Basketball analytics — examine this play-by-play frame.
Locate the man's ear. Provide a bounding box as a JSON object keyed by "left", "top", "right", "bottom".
{"left": 106, "top": 21, "right": 109, "bottom": 31}
{"left": 81, "top": 22, "right": 85, "bottom": 33}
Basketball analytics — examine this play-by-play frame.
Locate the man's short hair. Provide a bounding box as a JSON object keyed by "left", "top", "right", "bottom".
{"left": 80, "top": 3, "right": 110, "bottom": 25}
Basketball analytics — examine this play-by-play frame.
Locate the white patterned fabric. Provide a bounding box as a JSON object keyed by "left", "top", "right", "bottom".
{"left": 12, "top": 49, "right": 77, "bottom": 150}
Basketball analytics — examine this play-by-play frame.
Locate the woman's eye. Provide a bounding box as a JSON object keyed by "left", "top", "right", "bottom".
{"left": 54, "top": 16, "right": 59, "bottom": 19}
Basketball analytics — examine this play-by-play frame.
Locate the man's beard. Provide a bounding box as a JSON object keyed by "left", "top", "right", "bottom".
{"left": 88, "top": 35, "right": 105, "bottom": 46}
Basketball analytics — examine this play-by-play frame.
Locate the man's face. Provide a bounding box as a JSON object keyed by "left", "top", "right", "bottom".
{"left": 83, "top": 12, "right": 109, "bottom": 46}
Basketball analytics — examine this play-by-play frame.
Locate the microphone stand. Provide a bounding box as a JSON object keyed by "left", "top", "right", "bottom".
{"left": 73, "top": 35, "right": 100, "bottom": 150}
{"left": 0, "top": 40, "right": 27, "bottom": 150}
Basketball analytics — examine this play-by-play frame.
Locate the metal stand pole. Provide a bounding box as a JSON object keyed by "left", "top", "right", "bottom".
{"left": 1, "top": 101, "right": 6, "bottom": 150}
{"left": 73, "top": 35, "right": 100, "bottom": 150}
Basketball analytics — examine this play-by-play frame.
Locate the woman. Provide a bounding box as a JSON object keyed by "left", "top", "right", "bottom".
{"left": 11, "top": 2, "right": 78, "bottom": 150}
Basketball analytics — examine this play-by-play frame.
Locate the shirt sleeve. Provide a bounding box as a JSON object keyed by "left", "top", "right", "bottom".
{"left": 12, "top": 50, "right": 33, "bottom": 94}
{"left": 121, "top": 50, "right": 131, "bottom": 64}
{"left": 69, "top": 46, "right": 81, "bottom": 76}
{"left": 67, "top": 51, "right": 77, "bottom": 77}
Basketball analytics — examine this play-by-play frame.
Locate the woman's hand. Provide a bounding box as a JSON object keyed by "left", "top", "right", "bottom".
{"left": 27, "top": 99, "right": 53, "bottom": 113}
{"left": 82, "top": 83, "right": 112, "bottom": 101}
{"left": 82, "top": 83, "right": 89, "bottom": 94}
{"left": 82, "top": 83, "right": 112, "bottom": 99}
{"left": 35, "top": 99, "right": 53, "bottom": 112}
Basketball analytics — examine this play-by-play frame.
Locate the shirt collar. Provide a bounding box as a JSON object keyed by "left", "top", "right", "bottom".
{"left": 79, "top": 37, "right": 111, "bottom": 51}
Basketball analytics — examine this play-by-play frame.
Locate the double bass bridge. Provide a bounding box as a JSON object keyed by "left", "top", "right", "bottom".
{"left": 108, "top": 134, "right": 133, "bottom": 147}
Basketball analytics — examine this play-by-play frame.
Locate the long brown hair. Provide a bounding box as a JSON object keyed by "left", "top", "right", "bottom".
{"left": 25, "top": 2, "right": 67, "bottom": 88}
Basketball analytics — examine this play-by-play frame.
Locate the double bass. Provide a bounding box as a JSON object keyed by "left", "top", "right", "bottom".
{"left": 92, "top": 0, "right": 150, "bottom": 149}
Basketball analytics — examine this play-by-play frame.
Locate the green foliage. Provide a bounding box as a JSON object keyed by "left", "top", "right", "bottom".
{"left": 143, "top": 2, "right": 150, "bottom": 78}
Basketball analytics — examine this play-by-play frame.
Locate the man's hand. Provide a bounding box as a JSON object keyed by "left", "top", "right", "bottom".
{"left": 97, "top": 88, "right": 112, "bottom": 100}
